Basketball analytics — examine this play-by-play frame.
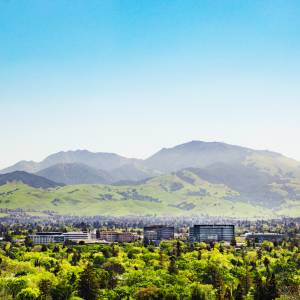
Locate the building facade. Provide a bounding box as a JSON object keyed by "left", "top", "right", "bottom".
{"left": 189, "top": 225, "right": 235, "bottom": 242}
{"left": 144, "top": 226, "right": 174, "bottom": 243}
{"left": 245, "top": 232, "right": 285, "bottom": 243}
{"left": 29, "top": 232, "right": 90, "bottom": 244}
{"left": 62, "top": 232, "right": 90, "bottom": 242}
{"left": 99, "top": 231, "right": 138, "bottom": 243}
{"left": 29, "top": 232, "right": 64, "bottom": 245}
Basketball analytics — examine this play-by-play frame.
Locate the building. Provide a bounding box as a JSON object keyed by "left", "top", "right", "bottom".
{"left": 245, "top": 232, "right": 286, "bottom": 243}
{"left": 29, "top": 231, "right": 90, "bottom": 244}
{"left": 29, "top": 232, "right": 64, "bottom": 245}
{"left": 99, "top": 231, "right": 138, "bottom": 243}
{"left": 144, "top": 226, "right": 174, "bottom": 244}
{"left": 62, "top": 232, "right": 90, "bottom": 242}
{"left": 189, "top": 225, "right": 235, "bottom": 243}
{"left": 99, "top": 231, "right": 119, "bottom": 242}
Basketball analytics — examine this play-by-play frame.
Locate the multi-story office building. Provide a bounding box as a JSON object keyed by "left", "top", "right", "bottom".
{"left": 99, "top": 231, "right": 119, "bottom": 242}
{"left": 189, "top": 225, "right": 235, "bottom": 242}
{"left": 99, "top": 231, "right": 138, "bottom": 243}
{"left": 29, "top": 232, "right": 64, "bottom": 245}
{"left": 62, "top": 232, "right": 90, "bottom": 242}
{"left": 245, "top": 232, "right": 285, "bottom": 243}
{"left": 29, "top": 232, "right": 90, "bottom": 244}
{"left": 144, "top": 226, "right": 174, "bottom": 243}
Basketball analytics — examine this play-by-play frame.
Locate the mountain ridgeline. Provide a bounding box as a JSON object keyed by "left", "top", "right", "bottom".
{"left": 0, "top": 171, "right": 64, "bottom": 189}
{"left": 1, "top": 141, "right": 300, "bottom": 217}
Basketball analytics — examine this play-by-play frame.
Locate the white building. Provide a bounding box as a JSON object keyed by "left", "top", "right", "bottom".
{"left": 62, "top": 232, "right": 90, "bottom": 242}
{"left": 29, "top": 232, "right": 64, "bottom": 245}
{"left": 29, "top": 231, "right": 91, "bottom": 244}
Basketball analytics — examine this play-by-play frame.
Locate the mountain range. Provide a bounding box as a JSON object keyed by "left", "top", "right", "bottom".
{"left": 0, "top": 141, "right": 300, "bottom": 218}
{"left": 1, "top": 149, "right": 155, "bottom": 184}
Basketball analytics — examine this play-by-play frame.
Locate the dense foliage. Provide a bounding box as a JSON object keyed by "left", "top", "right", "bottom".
{"left": 0, "top": 237, "right": 299, "bottom": 300}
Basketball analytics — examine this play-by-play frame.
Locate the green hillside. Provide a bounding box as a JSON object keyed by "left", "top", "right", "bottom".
{"left": 1, "top": 168, "right": 299, "bottom": 218}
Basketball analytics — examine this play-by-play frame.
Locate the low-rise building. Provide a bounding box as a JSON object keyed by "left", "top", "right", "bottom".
{"left": 189, "top": 225, "right": 235, "bottom": 243}
{"left": 99, "top": 231, "right": 138, "bottom": 243}
{"left": 29, "top": 232, "right": 64, "bottom": 245}
{"left": 62, "top": 232, "right": 90, "bottom": 242}
{"left": 245, "top": 232, "right": 286, "bottom": 243}
{"left": 144, "top": 225, "right": 174, "bottom": 244}
{"left": 29, "top": 231, "right": 90, "bottom": 244}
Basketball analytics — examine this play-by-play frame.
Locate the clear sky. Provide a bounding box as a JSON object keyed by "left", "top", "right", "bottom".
{"left": 0, "top": 0, "right": 300, "bottom": 168}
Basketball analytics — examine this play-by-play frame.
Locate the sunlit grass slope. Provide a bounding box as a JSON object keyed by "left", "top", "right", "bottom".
{"left": 0, "top": 169, "right": 299, "bottom": 218}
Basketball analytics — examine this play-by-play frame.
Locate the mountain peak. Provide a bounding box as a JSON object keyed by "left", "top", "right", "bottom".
{"left": 145, "top": 140, "right": 257, "bottom": 172}
{"left": 36, "top": 163, "right": 113, "bottom": 185}
{"left": 1, "top": 141, "right": 299, "bottom": 186}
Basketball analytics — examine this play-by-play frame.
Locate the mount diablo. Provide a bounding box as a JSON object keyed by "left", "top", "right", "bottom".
{"left": 1, "top": 141, "right": 300, "bottom": 217}
{"left": 2, "top": 141, "right": 299, "bottom": 184}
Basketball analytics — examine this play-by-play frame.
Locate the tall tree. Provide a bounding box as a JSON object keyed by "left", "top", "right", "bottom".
{"left": 175, "top": 240, "right": 182, "bottom": 257}
{"left": 78, "top": 264, "right": 99, "bottom": 300}
{"left": 168, "top": 256, "right": 178, "bottom": 274}
{"left": 234, "top": 284, "right": 244, "bottom": 300}
{"left": 253, "top": 274, "right": 265, "bottom": 300}
{"left": 39, "top": 279, "right": 52, "bottom": 299}
{"left": 265, "top": 273, "right": 278, "bottom": 300}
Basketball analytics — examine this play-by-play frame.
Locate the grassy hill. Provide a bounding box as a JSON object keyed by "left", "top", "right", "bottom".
{"left": 1, "top": 141, "right": 300, "bottom": 218}
{"left": 0, "top": 171, "right": 63, "bottom": 188}
{"left": 1, "top": 168, "right": 299, "bottom": 218}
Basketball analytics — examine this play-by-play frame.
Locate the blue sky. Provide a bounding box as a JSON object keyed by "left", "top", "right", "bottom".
{"left": 0, "top": 0, "right": 300, "bottom": 168}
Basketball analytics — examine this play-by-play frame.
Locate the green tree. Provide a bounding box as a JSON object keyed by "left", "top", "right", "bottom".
{"left": 234, "top": 284, "right": 244, "bottom": 300}
{"left": 168, "top": 256, "right": 178, "bottom": 274}
{"left": 16, "top": 288, "right": 40, "bottom": 300}
{"left": 41, "top": 244, "right": 48, "bottom": 252}
{"left": 39, "top": 279, "right": 53, "bottom": 299}
{"left": 230, "top": 238, "right": 237, "bottom": 247}
{"left": 71, "top": 251, "right": 81, "bottom": 266}
{"left": 103, "top": 261, "right": 125, "bottom": 274}
{"left": 7, "top": 278, "right": 27, "bottom": 298}
{"left": 253, "top": 274, "right": 265, "bottom": 300}
{"left": 24, "top": 236, "right": 33, "bottom": 248}
{"left": 51, "top": 282, "right": 73, "bottom": 300}
{"left": 190, "top": 283, "right": 216, "bottom": 300}
{"left": 175, "top": 240, "right": 182, "bottom": 257}
{"left": 163, "top": 288, "right": 179, "bottom": 300}
{"left": 265, "top": 273, "right": 278, "bottom": 300}
{"left": 78, "top": 264, "right": 99, "bottom": 300}
{"left": 223, "top": 287, "right": 232, "bottom": 300}
{"left": 134, "top": 286, "right": 163, "bottom": 300}
{"left": 4, "top": 232, "right": 13, "bottom": 242}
